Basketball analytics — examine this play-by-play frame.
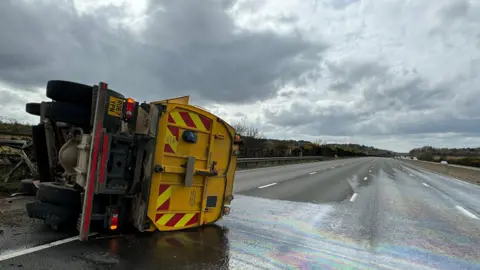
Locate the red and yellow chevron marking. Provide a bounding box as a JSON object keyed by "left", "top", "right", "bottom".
{"left": 155, "top": 213, "right": 199, "bottom": 228}
{"left": 164, "top": 125, "right": 179, "bottom": 154}
{"left": 168, "top": 111, "right": 211, "bottom": 132}
{"left": 157, "top": 184, "right": 171, "bottom": 211}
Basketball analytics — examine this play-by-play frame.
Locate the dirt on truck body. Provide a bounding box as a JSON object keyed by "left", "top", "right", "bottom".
{"left": 25, "top": 80, "right": 240, "bottom": 240}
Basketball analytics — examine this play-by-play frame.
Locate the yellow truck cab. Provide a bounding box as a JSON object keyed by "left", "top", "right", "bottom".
{"left": 25, "top": 81, "right": 240, "bottom": 240}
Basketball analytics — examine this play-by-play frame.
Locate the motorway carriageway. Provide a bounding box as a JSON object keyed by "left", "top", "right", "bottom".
{"left": 0, "top": 157, "right": 479, "bottom": 269}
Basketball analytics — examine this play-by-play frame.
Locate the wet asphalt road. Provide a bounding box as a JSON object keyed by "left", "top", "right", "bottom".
{"left": 0, "top": 157, "right": 479, "bottom": 269}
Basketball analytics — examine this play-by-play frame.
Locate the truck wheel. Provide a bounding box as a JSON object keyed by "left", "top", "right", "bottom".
{"left": 20, "top": 179, "right": 38, "bottom": 196}
{"left": 25, "top": 103, "right": 41, "bottom": 116}
{"left": 32, "top": 124, "right": 52, "bottom": 182}
{"left": 45, "top": 101, "right": 91, "bottom": 127}
{"left": 26, "top": 201, "right": 78, "bottom": 229}
{"left": 36, "top": 182, "right": 81, "bottom": 209}
{"left": 46, "top": 80, "right": 93, "bottom": 106}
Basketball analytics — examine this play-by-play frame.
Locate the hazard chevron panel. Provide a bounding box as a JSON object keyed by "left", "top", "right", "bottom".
{"left": 155, "top": 213, "right": 199, "bottom": 228}
{"left": 156, "top": 184, "right": 171, "bottom": 211}
{"left": 168, "top": 111, "right": 211, "bottom": 132}
{"left": 164, "top": 125, "right": 179, "bottom": 154}
{"left": 147, "top": 102, "right": 234, "bottom": 232}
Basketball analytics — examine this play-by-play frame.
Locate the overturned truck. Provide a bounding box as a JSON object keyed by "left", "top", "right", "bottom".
{"left": 25, "top": 81, "right": 240, "bottom": 241}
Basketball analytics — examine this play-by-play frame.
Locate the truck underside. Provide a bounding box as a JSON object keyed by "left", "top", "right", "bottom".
{"left": 25, "top": 80, "right": 238, "bottom": 240}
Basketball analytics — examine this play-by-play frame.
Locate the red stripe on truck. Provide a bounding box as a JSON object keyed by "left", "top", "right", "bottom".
{"left": 98, "top": 134, "right": 109, "bottom": 184}
{"left": 82, "top": 122, "right": 102, "bottom": 237}
{"left": 179, "top": 112, "right": 196, "bottom": 129}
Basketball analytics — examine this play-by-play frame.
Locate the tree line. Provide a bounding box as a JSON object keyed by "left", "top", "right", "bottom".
{"left": 232, "top": 118, "right": 392, "bottom": 158}
{"left": 409, "top": 146, "right": 480, "bottom": 168}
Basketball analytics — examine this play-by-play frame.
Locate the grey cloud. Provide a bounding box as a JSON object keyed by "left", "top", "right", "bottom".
{"left": 0, "top": 0, "right": 325, "bottom": 103}
{"left": 278, "top": 89, "right": 308, "bottom": 98}
{"left": 329, "top": 81, "right": 352, "bottom": 92}
{"left": 325, "top": 60, "right": 387, "bottom": 93}
{"left": 327, "top": 60, "right": 452, "bottom": 112}
{"left": 263, "top": 100, "right": 363, "bottom": 136}
{"left": 264, "top": 101, "right": 317, "bottom": 127}
{"left": 265, "top": 59, "right": 476, "bottom": 137}
{"left": 394, "top": 116, "right": 479, "bottom": 135}
{"left": 438, "top": 0, "right": 470, "bottom": 21}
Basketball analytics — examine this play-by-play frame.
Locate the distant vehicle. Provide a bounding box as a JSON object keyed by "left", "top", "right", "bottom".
{"left": 413, "top": 157, "right": 418, "bottom": 160}
{"left": 440, "top": 160, "right": 448, "bottom": 164}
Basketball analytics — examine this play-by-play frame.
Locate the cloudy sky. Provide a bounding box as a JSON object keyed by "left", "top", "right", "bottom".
{"left": 1, "top": 0, "right": 479, "bottom": 152}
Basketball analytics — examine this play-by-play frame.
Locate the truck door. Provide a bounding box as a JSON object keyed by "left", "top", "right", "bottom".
{"left": 147, "top": 104, "right": 234, "bottom": 231}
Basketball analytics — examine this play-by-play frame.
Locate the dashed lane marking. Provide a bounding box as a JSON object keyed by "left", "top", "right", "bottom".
{"left": 309, "top": 172, "right": 317, "bottom": 175}
{"left": 422, "top": 183, "right": 430, "bottom": 187}
{"left": 258, "top": 183, "right": 277, "bottom": 189}
{"left": 455, "top": 206, "right": 479, "bottom": 220}
{"left": 349, "top": 193, "right": 358, "bottom": 202}
{"left": 364, "top": 177, "right": 368, "bottom": 181}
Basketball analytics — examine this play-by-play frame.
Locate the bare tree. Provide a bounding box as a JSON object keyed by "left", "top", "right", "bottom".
{"left": 231, "top": 117, "right": 264, "bottom": 139}
{"left": 231, "top": 117, "right": 248, "bottom": 136}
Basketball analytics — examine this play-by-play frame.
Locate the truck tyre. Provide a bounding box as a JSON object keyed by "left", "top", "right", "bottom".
{"left": 26, "top": 201, "right": 78, "bottom": 230}
{"left": 21, "top": 179, "right": 38, "bottom": 196}
{"left": 32, "top": 124, "right": 52, "bottom": 182}
{"left": 44, "top": 101, "right": 91, "bottom": 127}
{"left": 36, "top": 182, "right": 81, "bottom": 209}
{"left": 25, "top": 103, "right": 41, "bottom": 116}
{"left": 46, "top": 80, "right": 93, "bottom": 106}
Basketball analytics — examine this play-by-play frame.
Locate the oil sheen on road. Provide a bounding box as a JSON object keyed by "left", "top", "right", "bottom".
{"left": 0, "top": 158, "right": 479, "bottom": 269}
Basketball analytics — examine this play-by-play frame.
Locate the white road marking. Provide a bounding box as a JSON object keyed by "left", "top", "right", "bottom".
{"left": 363, "top": 177, "right": 368, "bottom": 181}
{"left": 1, "top": 196, "right": 24, "bottom": 201}
{"left": 369, "top": 170, "right": 371, "bottom": 173}
{"left": 309, "top": 172, "right": 317, "bottom": 175}
{"left": 422, "top": 183, "right": 430, "bottom": 187}
{"left": 331, "top": 167, "right": 335, "bottom": 169}
{"left": 258, "top": 183, "right": 277, "bottom": 189}
{"left": 349, "top": 193, "right": 358, "bottom": 202}
{"left": 0, "top": 234, "right": 97, "bottom": 261}
{"left": 409, "top": 174, "right": 414, "bottom": 177}
{"left": 455, "top": 206, "right": 479, "bottom": 220}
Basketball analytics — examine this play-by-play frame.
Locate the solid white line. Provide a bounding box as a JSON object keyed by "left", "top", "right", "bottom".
{"left": 0, "top": 233, "right": 97, "bottom": 261}
{"left": 363, "top": 177, "right": 368, "bottom": 181}
{"left": 422, "top": 183, "right": 430, "bottom": 187}
{"left": 1, "top": 196, "right": 24, "bottom": 201}
{"left": 258, "top": 183, "right": 277, "bottom": 189}
{"left": 455, "top": 206, "right": 479, "bottom": 220}
{"left": 349, "top": 193, "right": 358, "bottom": 202}
{"left": 309, "top": 172, "right": 317, "bottom": 175}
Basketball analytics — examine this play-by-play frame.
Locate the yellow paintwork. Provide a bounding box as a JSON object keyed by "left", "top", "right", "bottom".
{"left": 147, "top": 98, "right": 237, "bottom": 231}
{"left": 152, "top": 95, "right": 190, "bottom": 105}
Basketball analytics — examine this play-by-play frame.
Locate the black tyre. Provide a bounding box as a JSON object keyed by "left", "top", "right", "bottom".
{"left": 32, "top": 123, "right": 51, "bottom": 182}
{"left": 26, "top": 201, "right": 78, "bottom": 229}
{"left": 45, "top": 101, "right": 91, "bottom": 127}
{"left": 20, "top": 179, "right": 38, "bottom": 196}
{"left": 25, "top": 102, "right": 41, "bottom": 116}
{"left": 36, "top": 182, "right": 81, "bottom": 208}
{"left": 46, "top": 80, "right": 93, "bottom": 106}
